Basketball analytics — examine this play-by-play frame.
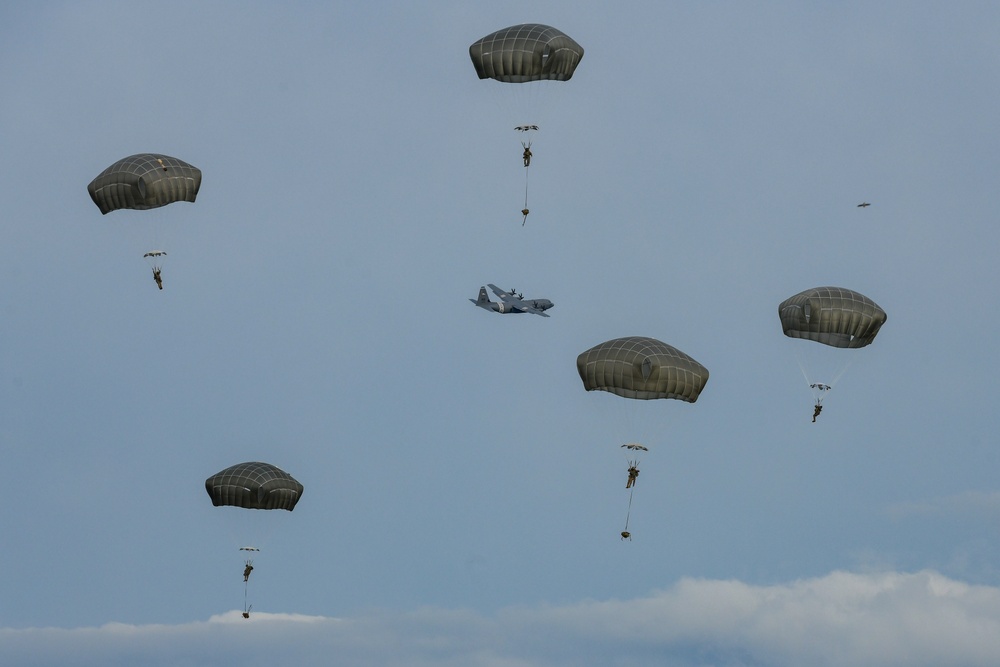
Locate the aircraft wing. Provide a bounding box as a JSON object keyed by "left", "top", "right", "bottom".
{"left": 487, "top": 284, "right": 515, "bottom": 303}
{"left": 519, "top": 302, "right": 550, "bottom": 317}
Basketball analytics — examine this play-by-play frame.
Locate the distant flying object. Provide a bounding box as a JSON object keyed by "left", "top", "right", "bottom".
{"left": 515, "top": 125, "right": 539, "bottom": 132}
{"left": 470, "top": 284, "right": 553, "bottom": 317}
{"left": 857, "top": 202, "right": 871, "bottom": 207}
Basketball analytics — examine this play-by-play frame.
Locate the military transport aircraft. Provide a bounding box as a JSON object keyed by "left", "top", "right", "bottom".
{"left": 470, "top": 284, "right": 554, "bottom": 317}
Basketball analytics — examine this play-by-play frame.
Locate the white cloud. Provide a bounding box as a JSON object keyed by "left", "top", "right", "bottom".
{"left": 4, "top": 570, "right": 1000, "bottom": 667}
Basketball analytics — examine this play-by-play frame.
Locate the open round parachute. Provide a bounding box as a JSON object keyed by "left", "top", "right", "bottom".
{"left": 579, "top": 338, "right": 706, "bottom": 540}
{"left": 469, "top": 24, "right": 584, "bottom": 83}
{"left": 576, "top": 337, "right": 709, "bottom": 403}
{"left": 205, "top": 462, "right": 304, "bottom": 511}
{"left": 778, "top": 286, "right": 887, "bottom": 349}
{"left": 88, "top": 153, "right": 202, "bottom": 215}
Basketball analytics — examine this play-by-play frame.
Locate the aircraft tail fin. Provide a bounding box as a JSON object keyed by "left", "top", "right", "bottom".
{"left": 474, "top": 286, "right": 490, "bottom": 304}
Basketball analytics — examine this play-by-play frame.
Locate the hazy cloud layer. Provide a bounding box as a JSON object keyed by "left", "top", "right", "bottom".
{"left": 887, "top": 491, "right": 1000, "bottom": 520}
{"left": 5, "top": 570, "right": 1000, "bottom": 667}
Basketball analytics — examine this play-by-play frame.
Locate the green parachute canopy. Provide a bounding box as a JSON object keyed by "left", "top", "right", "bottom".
{"left": 778, "top": 286, "right": 887, "bottom": 349}
{"left": 577, "top": 337, "right": 709, "bottom": 402}
{"left": 88, "top": 153, "right": 202, "bottom": 215}
{"left": 470, "top": 24, "right": 584, "bottom": 83}
{"left": 205, "top": 462, "right": 304, "bottom": 511}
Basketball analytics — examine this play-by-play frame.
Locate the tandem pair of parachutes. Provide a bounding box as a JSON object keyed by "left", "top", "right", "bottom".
{"left": 469, "top": 24, "right": 583, "bottom": 225}
{"left": 87, "top": 153, "right": 202, "bottom": 290}
{"left": 576, "top": 290, "right": 886, "bottom": 540}
{"left": 205, "top": 462, "right": 303, "bottom": 618}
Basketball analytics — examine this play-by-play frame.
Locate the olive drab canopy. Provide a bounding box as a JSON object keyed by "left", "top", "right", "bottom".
{"left": 577, "top": 337, "right": 709, "bottom": 402}
{"left": 205, "top": 462, "right": 304, "bottom": 511}
{"left": 469, "top": 24, "right": 584, "bottom": 83}
{"left": 88, "top": 153, "right": 202, "bottom": 215}
{"left": 778, "top": 287, "right": 887, "bottom": 349}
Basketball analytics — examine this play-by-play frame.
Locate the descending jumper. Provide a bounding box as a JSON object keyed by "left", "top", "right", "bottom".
{"left": 469, "top": 24, "right": 584, "bottom": 226}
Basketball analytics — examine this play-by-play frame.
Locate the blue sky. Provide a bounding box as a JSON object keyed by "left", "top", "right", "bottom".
{"left": 3, "top": 1, "right": 1000, "bottom": 665}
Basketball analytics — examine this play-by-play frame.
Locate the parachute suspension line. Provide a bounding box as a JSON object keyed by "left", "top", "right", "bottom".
{"left": 151, "top": 217, "right": 162, "bottom": 255}
{"left": 623, "top": 487, "right": 635, "bottom": 532}
{"left": 794, "top": 344, "right": 856, "bottom": 401}
{"left": 793, "top": 342, "right": 856, "bottom": 389}
{"left": 828, "top": 357, "right": 855, "bottom": 389}
{"left": 795, "top": 347, "right": 826, "bottom": 407}
{"left": 793, "top": 345, "right": 812, "bottom": 388}
{"left": 519, "top": 136, "right": 533, "bottom": 225}
{"left": 523, "top": 167, "right": 530, "bottom": 225}
{"left": 525, "top": 164, "right": 529, "bottom": 207}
